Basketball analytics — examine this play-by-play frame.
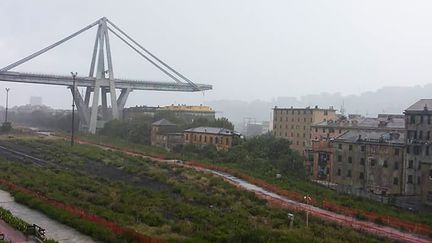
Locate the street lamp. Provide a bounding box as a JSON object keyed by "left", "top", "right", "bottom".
{"left": 70, "top": 72, "right": 77, "bottom": 146}
{"left": 303, "top": 195, "right": 312, "bottom": 227}
{"left": 4, "top": 88, "right": 10, "bottom": 123}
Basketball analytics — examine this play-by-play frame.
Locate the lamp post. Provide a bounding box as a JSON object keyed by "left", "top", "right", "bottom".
{"left": 70, "top": 72, "right": 77, "bottom": 146}
{"left": 4, "top": 88, "right": 10, "bottom": 123}
{"left": 303, "top": 195, "right": 312, "bottom": 227}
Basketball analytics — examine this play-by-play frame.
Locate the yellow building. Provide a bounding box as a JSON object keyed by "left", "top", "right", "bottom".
{"left": 184, "top": 127, "right": 236, "bottom": 151}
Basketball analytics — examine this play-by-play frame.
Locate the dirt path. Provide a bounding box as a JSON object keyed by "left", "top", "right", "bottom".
{"left": 75, "top": 139, "right": 432, "bottom": 243}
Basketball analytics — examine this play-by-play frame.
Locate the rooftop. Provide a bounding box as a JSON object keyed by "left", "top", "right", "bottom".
{"left": 312, "top": 115, "right": 405, "bottom": 130}
{"left": 273, "top": 105, "right": 335, "bottom": 111}
{"left": 405, "top": 99, "right": 432, "bottom": 112}
{"left": 160, "top": 104, "right": 214, "bottom": 112}
{"left": 152, "top": 119, "right": 176, "bottom": 126}
{"left": 334, "top": 130, "right": 405, "bottom": 145}
{"left": 184, "top": 127, "right": 235, "bottom": 135}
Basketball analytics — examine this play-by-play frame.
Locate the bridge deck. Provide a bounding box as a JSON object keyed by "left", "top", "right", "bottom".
{"left": 0, "top": 71, "right": 212, "bottom": 92}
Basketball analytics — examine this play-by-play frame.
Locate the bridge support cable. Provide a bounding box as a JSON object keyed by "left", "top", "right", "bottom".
{"left": 0, "top": 20, "right": 100, "bottom": 72}
{"left": 107, "top": 27, "right": 184, "bottom": 85}
{"left": 106, "top": 20, "right": 201, "bottom": 91}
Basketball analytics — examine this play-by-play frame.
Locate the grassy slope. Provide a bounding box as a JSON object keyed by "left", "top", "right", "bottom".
{"left": 0, "top": 137, "right": 388, "bottom": 243}
{"left": 78, "top": 134, "right": 432, "bottom": 228}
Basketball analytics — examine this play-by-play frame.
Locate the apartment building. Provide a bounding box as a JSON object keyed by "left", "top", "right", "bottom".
{"left": 310, "top": 114, "right": 405, "bottom": 180}
{"left": 333, "top": 130, "right": 405, "bottom": 196}
{"left": 272, "top": 106, "right": 336, "bottom": 153}
{"left": 404, "top": 99, "right": 432, "bottom": 206}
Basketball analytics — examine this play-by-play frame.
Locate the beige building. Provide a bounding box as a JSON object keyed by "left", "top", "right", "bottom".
{"left": 272, "top": 106, "right": 336, "bottom": 153}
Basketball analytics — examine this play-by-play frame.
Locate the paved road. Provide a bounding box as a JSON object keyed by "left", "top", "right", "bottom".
{"left": 0, "top": 190, "right": 96, "bottom": 243}
{"left": 0, "top": 219, "right": 30, "bottom": 243}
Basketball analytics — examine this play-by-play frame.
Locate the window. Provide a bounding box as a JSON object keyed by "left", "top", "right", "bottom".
{"left": 427, "top": 146, "right": 430, "bottom": 156}
{"left": 339, "top": 129, "right": 342, "bottom": 134}
{"left": 359, "top": 172, "right": 364, "bottom": 179}
{"left": 410, "top": 115, "right": 415, "bottom": 124}
{"left": 199, "top": 135, "right": 202, "bottom": 142}
{"left": 323, "top": 128, "right": 326, "bottom": 133}
{"left": 338, "top": 144, "right": 342, "bottom": 150}
{"left": 337, "top": 155, "right": 342, "bottom": 162}
{"left": 394, "top": 161, "right": 399, "bottom": 170}
{"left": 348, "top": 157, "right": 352, "bottom": 163}
{"left": 383, "top": 160, "right": 388, "bottom": 168}
{"left": 429, "top": 169, "right": 432, "bottom": 180}
{"left": 428, "top": 131, "right": 431, "bottom": 140}
{"left": 428, "top": 192, "right": 432, "bottom": 202}
{"left": 419, "top": 131, "right": 423, "bottom": 140}
{"left": 337, "top": 168, "right": 341, "bottom": 176}
{"left": 324, "top": 110, "right": 328, "bottom": 115}
{"left": 418, "top": 176, "right": 421, "bottom": 185}
{"left": 394, "top": 148, "right": 400, "bottom": 156}
{"left": 408, "top": 160, "right": 414, "bottom": 169}
{"left": 361, "top": 146, "right": 365, "bottom": 152}
{"left": 215, "top": 137, "right": 219, "bottom": 144}
{"left": 349, "top": 145, "right": 353, "bottom": 151}
{"left": 360, "top": 158, "right": 365, "bottom": 166}
{"left": 210, "top": 137, "right": 213, "bottom": 144}
{"left": 370, "top": 159, "right": 376, "bottom": 166}
{"left": 414, "top": 146, "right": 421, "bottom": 155}
{"left": 226, "top": 137, "right": 229, "bottom": 145}
{"left": 204, "top": 136, "right": 207, "bottom": 143}
{"left": 407, "top": 146, "right": 411, "bottom": 154}
{"left": 303, "top": 133, "right": 305, "bottom": 138}
{"left": 408, "top": 175, "right": 413, "bottom": 184}
{"left": 421, "top": 115, "right": 424, "bottom": 124}
{"left": 186, "top": 134, "right": 189, "bottom": 140}
{"left": 393, "top": 177, "right": 399, "bottom": 185}
{"left": 315, "top": 128, "right": 318, "bottom": 132}
{"left": 347, "top": 170, "right": 351, "bottom": 177}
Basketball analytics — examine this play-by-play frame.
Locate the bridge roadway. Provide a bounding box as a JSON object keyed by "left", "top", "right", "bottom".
{"left": 0, "top": 71, "right": 212, "bottom": 92}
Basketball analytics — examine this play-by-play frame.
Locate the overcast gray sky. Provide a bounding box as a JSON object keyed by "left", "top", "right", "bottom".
{"left": 1, "top": 0, "right": 432, "bottom": 108}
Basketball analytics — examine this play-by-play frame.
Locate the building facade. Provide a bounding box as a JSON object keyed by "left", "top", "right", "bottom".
{"left": 183, "top": 127, "right": 236, "bottom": 150}
{"left": 332, "top": 130, "right": 405, "bottom": 196}
{"left": 404, "top": 99, "right": 432, "bottom": 206}
{"left": 159, "top": 104, "right": 215, "bottom": 123}
{"left": 150, "top": 119, "right": 183, "bottom": 149}
{"left": 272, "top": 106, "right": 336, "bottom": 153}
{"left": 310, "top": 114, "right": 405, "bottom": 180}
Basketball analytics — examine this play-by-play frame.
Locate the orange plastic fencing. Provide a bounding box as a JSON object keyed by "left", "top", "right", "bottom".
{"left": 322, "top": 201, "right": 432, "bottom": 236}
{"left": 0, "top": 178, "right": 164, "bottom": 243}
{"left": 75, "top": 138, "right": 432, "bottom": 238}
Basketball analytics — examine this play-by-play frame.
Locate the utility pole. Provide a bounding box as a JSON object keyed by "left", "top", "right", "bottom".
{"left": 4, "top": 88, "right": 10, "bottom": 123}
{"left": 70, "top": 72, "right": 77, "bottom": 146}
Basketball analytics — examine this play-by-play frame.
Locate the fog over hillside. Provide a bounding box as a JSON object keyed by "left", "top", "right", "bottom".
{"left": 208, "top": 84, "right": 432, "bottom": 123}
